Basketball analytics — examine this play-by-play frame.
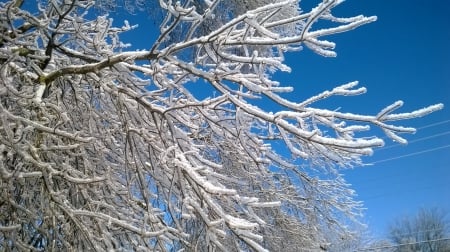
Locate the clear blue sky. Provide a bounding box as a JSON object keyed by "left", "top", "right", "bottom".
{"left": 113, "top": 0, "right": 450, "bottom": 240}
{"left": 286, "top": 0, "right": 450, "bottom": 238}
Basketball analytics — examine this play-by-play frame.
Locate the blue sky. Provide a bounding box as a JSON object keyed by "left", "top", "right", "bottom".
{"left": 108, "top": 0, "right": 450, "bottom": 240}
{"left": 291, "top": 0, "right": 450, "bottom": 238}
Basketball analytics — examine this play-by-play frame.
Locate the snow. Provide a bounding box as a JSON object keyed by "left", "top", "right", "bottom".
{"left": 0, "top": 0, "right": 443, "bottom": 250}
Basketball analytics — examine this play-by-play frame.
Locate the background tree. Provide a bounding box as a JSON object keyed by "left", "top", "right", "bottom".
{"left": 388, "top": 208, "right": 450, "bottom": 252}
{"left": 0, "top": 0, "right": 443, "bottom": 251}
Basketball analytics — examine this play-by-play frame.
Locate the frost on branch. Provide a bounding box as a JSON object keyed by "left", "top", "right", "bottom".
{"left": 0, "top": 0, "right": 443, "bottom": 251}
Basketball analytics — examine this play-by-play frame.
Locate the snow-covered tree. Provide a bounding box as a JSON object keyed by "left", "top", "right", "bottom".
{"left": 0, "top": 0, "right": 443, "bottom": 251}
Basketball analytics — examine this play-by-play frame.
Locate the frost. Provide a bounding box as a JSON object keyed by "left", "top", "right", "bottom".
{"left": 33, "top": 84, "right": 46, "bottom": 104}
{"left": 225, "top": 215, "right": 258, "bottom": 229}
{"left": 0, "top": 0, "right": 442, "bottom": 251}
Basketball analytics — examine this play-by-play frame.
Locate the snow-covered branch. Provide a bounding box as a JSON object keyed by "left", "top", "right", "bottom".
{"left": 0, "top": 0, "right": 443, "bottom": 251}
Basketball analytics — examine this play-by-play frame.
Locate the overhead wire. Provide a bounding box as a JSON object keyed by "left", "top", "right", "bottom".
{"left": 345, "top": 119, "right": 450, "bottom": 200}
{"left": 371, "top": 144, "right": 450, "bottom": 164}
{"left": 377, "top": 130, "right": 450, "bottom": 151}
{"left": 356, "top": 237, "right": 450, "bottom": 251}
{"left": 384, "top": 227, "right": 448, "bottom": 238}
{"left": 361, "top": 118, "right": 450, "bottom": 164}
{"left": 341, "top": 121, "right": 450, "bottom": 249}
{"left": 416, "top": 119, "right": 450, "bottom": 130}
{"left": 378, "top": 118, "right": 450, "bottom": 141}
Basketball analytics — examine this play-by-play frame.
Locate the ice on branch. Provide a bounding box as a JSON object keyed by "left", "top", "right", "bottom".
{"left": 0, "top": 0, "right": 443, "bottom": 251}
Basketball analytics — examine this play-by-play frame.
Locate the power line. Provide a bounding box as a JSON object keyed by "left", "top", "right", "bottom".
{"left": 356, "top": 237, "right": 450, "bottom": 251}
{"left": 349, "top": 143, "right": 450, "bottom": 187}
{"left": 380, "top": 119, "right": 450, "bottom": 138}
{"left": 366, "top": 119, "right": 450, "bottom": 155}
{"left": 371, "top": 144, "right": 450, "bottom": 164}
{"left": 417, "top": 119, "right": 450, "bottom": 130}
{"left": 378, "top": 130, "right": 450, "bottom": 151}
{"left": 388, "top": 227, "right": 448, "bottom": 238}
{"left": 378, "top": 227, "right": 448, "bottom": 239}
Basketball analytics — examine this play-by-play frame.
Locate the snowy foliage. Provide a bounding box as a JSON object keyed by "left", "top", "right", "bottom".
{"left": 0, "top": 0, "right": 443, "bottom": 251}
